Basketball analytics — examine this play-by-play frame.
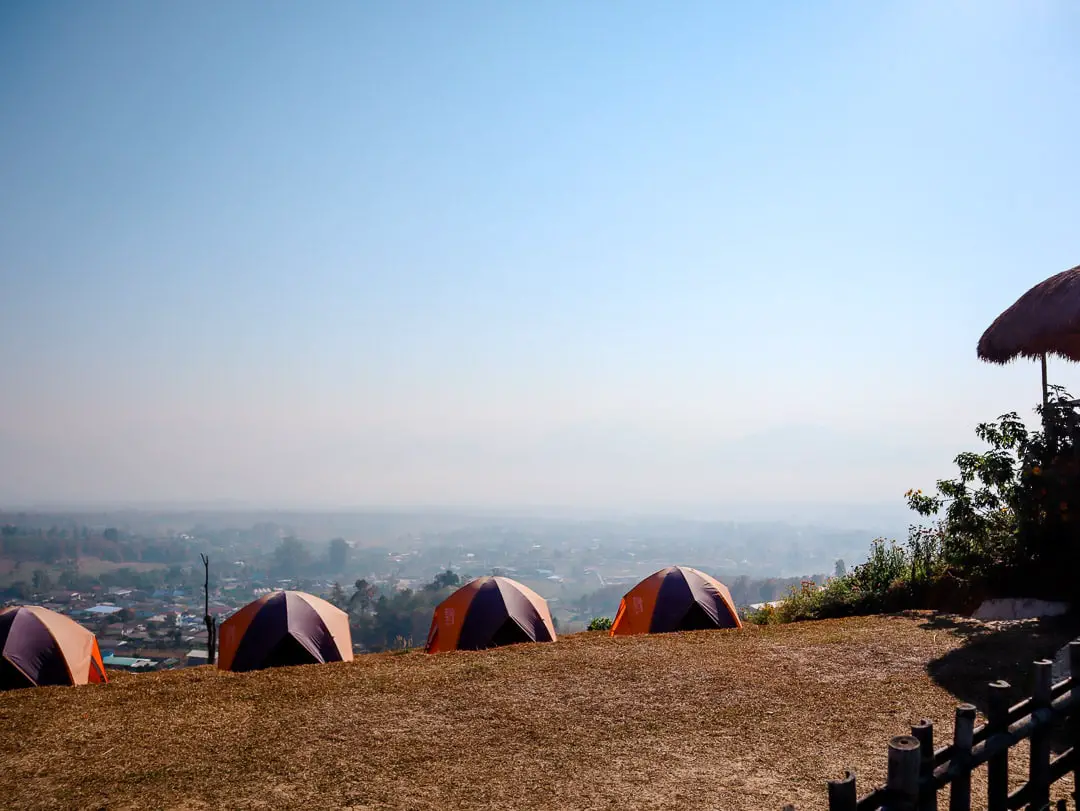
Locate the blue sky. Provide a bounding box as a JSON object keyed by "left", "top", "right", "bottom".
{"left": 2, "top": 1, "right": 1079, "bottom": 512}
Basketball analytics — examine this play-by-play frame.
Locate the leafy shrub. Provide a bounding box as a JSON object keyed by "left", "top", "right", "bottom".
{"left": 907, "top": 387, "right": 1080, "bottom": 598}
{"left": 850, "top": 538, "right": 910, "bottom": 595}
{"left": 743, "top": 603, "right": 779, "bottom": 625}
{"left": 767, "top": 390, "right": 1080, "bottom": 624}
{"left": 770, "top": 540, "right": 916, "bottom": 622}
{"left": 587, "top": 616, "right": 613, "bottom": 631}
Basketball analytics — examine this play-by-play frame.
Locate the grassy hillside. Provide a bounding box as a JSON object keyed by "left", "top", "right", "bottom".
{"left": 1, "top": 613, "right": 1076, "bottom": 810}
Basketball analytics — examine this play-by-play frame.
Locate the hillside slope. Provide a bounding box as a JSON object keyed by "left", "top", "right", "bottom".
{"left": 1, "top": 613, "right": 1073, "bottom": 810}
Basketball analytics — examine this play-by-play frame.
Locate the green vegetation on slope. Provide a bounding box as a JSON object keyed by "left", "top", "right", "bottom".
{"left": 754, "top": 389, "right": 1080, "bottom": 624}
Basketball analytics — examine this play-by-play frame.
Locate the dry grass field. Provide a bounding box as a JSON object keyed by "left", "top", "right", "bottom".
{"left": 1, "top": 612, "right": 1076, "bottom": 810}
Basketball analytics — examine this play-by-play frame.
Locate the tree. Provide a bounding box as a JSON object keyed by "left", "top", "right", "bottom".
{"left": 899, "top": 387, "right": 1080, "bottom": 601}
{"left": 834, "top": 559, "right": 847, "bottom": 578}
{"left": 8, "top": 581, "right": 29, "bottom": 601}
{"left": 351, "top": 588, "right": 439, "bottom": 652}
{"left": 273, "top": 537, "right": 311, "bottom": 576}
{"left": 729, "top": 575, "right": 752, "bottom": 605}
{"left": 330, "top": 581, "right": 347, "bottom": 609}
{"left": 328, "top": 538, "right": 349, "bottom": 572}
{"left": 58, "top": 567, "right": 79, "bottom": 589}
{"left": 349, "top": 579, "right": 377, "bottom": 615}
{"left": 906, "top": 388, "right": 1080, "bottom": 597}
{"left": 117, "top": 607, "right": 134, "bottom": 636}
{"left": 31, "top": 569, "right": 52, "bottom": 593}
{"left": 424, "top": 569, "right": 460, "bottom": 591}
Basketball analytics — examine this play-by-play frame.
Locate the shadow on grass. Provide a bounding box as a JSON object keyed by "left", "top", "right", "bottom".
{"left": 915, "top": 612, "right": 1080, "bottom": 753}
{"left": 918, "top": 613, "right": 1079, "bottom": 710}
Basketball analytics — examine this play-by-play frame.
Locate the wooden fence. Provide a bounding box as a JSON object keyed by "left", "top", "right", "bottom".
{"left": 784, "top": 641, "right": 1080, "bottom": 811}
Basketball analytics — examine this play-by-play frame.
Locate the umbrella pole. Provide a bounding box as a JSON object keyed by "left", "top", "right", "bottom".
{"left": 1041, "top": 353, "right": 1048, "bottom": 407}
{"left": 1041, "top": 352, "right": 1057, "bottom": 453}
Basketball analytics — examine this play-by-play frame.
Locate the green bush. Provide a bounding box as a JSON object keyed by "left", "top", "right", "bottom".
{"left": 587, "top": 616, "right": 613, "bottom": 631}
{"left": 851, "top": 538, "right": 917, "bottom": 595}
{"left": 904, "top": 388, "right": 1080, "bottom": 598}
{"left": 788, "top": 540, "right": 909, "bottom": 619}
{"left": 765, "top": 391, "right": 1080, "bottom": 624}
{"left": 743, "top": 603, "right": 779, "bottom": 625}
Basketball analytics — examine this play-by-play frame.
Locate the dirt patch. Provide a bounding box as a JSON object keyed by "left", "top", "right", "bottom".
{"left": 0, "top": 613, "right": 1072, "bottom": 810}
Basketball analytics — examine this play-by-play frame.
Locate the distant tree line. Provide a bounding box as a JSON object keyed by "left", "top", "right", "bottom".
{"left": 2, "top": 561, "right": 215, "bottom": 602}
{"left": 1, "top": 524, "right": 196, "bottom": 565}
{"left": 754, "top": 390, "right": 1080, "bottom": 624}
{"left": 268, "top": 535, "right": 394, "bottom": 580}
{"left": 327, "top": 569, "right": 462, "bottom": 652}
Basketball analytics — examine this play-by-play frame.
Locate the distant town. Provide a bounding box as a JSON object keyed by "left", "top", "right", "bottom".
{"left": 0, "top": 508, "right": 886, "bottom": 672}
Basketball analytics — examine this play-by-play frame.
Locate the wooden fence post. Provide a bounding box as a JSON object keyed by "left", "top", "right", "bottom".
{"left": 987, "top": 680, "right": 1011, "bottom": 811}
{"left": 949, "top": 704, "right": 976, "bottom": 811}
{"left": 887, "top": 735, "right": 922, "bottom": 811}
{"left": 911, "top": 719, "right": 937, "bottom": 811}
{"left": 1028, "top": 660, "right": 1053, "bottom": 811}
{"left": 1070, "top": 641, "right": 1080, "bottom": 809}
{"left": 827, "top": 770, "right": 857, "bottom": 811}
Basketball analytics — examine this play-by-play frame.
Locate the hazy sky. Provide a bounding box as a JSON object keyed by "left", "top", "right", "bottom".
{"left": 3, "top": 1, "right": 1080, "bottom": 511}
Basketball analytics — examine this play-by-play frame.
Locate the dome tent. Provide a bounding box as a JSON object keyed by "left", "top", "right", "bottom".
{"left": 426, "top": 576, "right": 556, "bottom": 653}
{"left": 217, "top": 590, "right": 352, "bottom": 672}
{"left": 0, "top": 605, "right": 108, "bottom": 690}
{"left": 610, "top": 566, "right": 742, "bottom": 636}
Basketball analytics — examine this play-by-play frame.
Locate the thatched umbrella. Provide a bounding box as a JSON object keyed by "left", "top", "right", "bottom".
{"left": 977, "top": 263, "right": 1080, "bottom": 406}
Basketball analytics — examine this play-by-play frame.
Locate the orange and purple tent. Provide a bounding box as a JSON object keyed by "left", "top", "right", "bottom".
{"left": 426, "top": 576, "right": 556, "bottom": 653}
{"left": 610, "top": 566, "right": 742, "bottom": 636}
{"left": 217, "top": 590, "right": 353, "bottom": 672}
{"left": 0, "top": 605, "right": 108, "bottom": 690}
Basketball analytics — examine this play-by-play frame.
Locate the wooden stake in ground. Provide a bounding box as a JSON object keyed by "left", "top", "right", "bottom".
{"left": 201, "top": 554, "right": 217, "bottom": 666}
